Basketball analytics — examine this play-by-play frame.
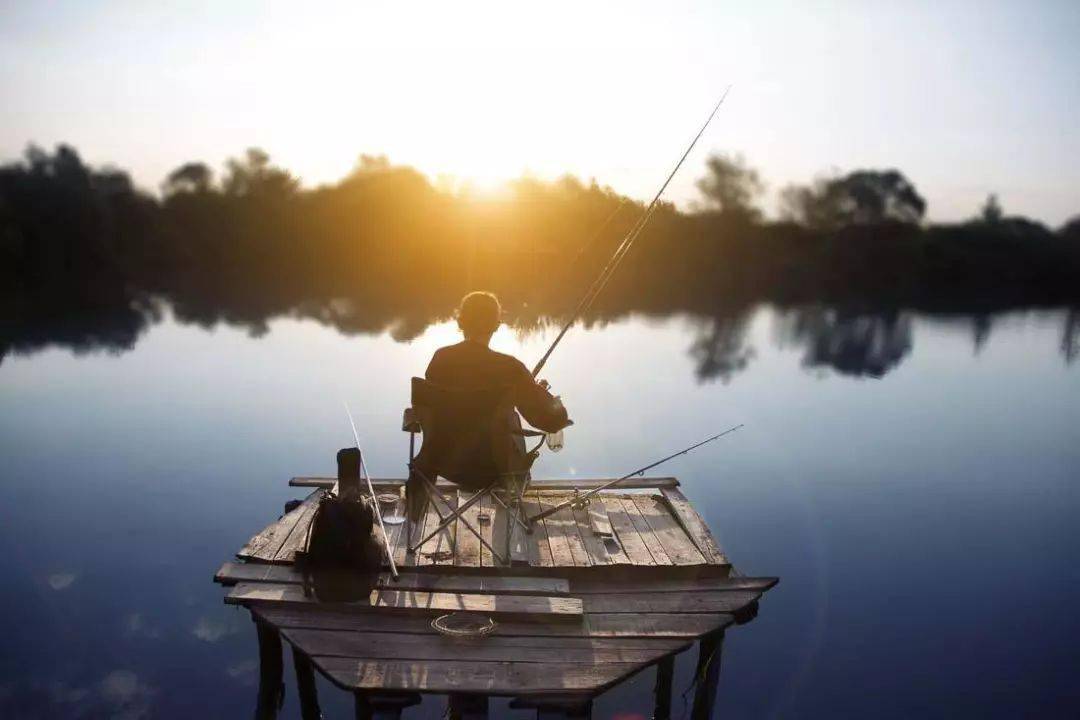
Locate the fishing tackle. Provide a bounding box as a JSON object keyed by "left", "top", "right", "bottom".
{"left": 526, "top": 424, "right": 743, "bottom": 527}
{"left": 532, "top": 87, "right": 732, "bottom": 378}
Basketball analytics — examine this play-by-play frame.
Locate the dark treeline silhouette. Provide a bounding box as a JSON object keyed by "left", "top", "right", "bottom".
{"left": 2, "top": 145, "right": 1078, "bottom": 379}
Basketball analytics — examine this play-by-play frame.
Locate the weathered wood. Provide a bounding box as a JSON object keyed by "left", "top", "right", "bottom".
{"left": 316, "top": 657, "right": 642, "bottom": 694}
{"left": 255, "top": 619, "right": 284, "bottom": 720}
{"left": 293, "top": 477, "right": 680, "bottom": 491}
{"left": 283, "top": 629, "right": 685, "bottom": 664}
{"left": 370, "top": 589, "right": 583, "bottom": 617}
{"left": 217, "top": 563, "right": 576, "bottom": 594}
{"left": 582, "top": 590, "right": 760, "bottom": 614}
{"left": 238, "top": 491, "right": 320, "bottom": 563}
{"left": 600, "top": 496, "right": 654, "bottom": 566}
{"left": 550, "top": 500, "right": 591, "bottom": 567}
{"left": 573, "top": 505, "right": 610, "bottom": 566}
{"left": 618, "top": 497, "right": 672, "bottom": 565}
{"left": 455, "top": 489, "right": 483, "bottom": 567}
{"left": 632, "top": 495, "right": 706, "bottom": 566}
{"left": 539, "top": 497, "right": 574, "bottom": 567}
{"left": 691, "top": 630, "right": 725, "bottom": 720}
{"left": 255, "top": 607, "right": 733, "bottom": 639}
{"left": 660, "top": 489, "right": 730, "bottom": 566}
{"left": 376, "top": 573, "right": 570, "bottom": 596}
{"left": 654, "top": 655, "right": 674, "bottom": 720}
{"left": 586, "top": 502, "right": 613, "bottom": 538}
{"left": 273, "top": 499, "right": 319, "bottom": 564}
{"left": 570, "top": 576, "right": 777, "bottom": 595}
{"left": 416, "top": 492, "right": 456, "bottom": 566}
{"left": 521, "top": 497, "right": 554, "bottom": 567}
{"left": 479, "top": 495, "right": 495, "bottom": 567}
{"left": 292, "top": 647, "right": 322, "bottom": 720}
{"left": 215, "top": 562, "right": 300, "bottom": 586}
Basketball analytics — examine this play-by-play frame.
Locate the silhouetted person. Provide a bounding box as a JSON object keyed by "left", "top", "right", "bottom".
{"left": 426, "top": 291, "right": 570, "bottom": 433}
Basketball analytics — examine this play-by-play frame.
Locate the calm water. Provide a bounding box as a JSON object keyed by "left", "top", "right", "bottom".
{"left": 1, "top": 308, "right": 1079, "bottom": 718}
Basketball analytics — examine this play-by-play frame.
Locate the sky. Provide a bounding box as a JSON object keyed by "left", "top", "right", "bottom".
{"left": 1, "top": 0, "right": 1078, "bottom": 225}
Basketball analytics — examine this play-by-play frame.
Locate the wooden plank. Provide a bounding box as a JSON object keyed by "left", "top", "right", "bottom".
{"left": 573, "top": 505, "right": 610, "bottom": 566}
{"left": 600, "top": 496, "right": 653, "bottom": 566}
{"left": 315, "top": 657, "right": 641, "bottom": 695}
{"left": 571, "top": 576, "right": 777, "bottom": 595}
{"left": 632, "top": 495, "right": 706, "bottom": 566}
{"left": 660, "top": 489, "right": 730, "bottom": 566}
{"left": 283, "top": 629, "right": 685, "bottom": 664}
{"left": 587, "top": 502, "right": 613, "bottom": 538}
{"left": 237, "top": 491, "right": 320, "bottom": 563}
{"left": 479, "top": 495, "right": 495, "bottom": 567}
{"left": 256, "top": 606, "right": 732, "bottom": 638}
{"left": 217, "top": 563, "right": 773, "bottom": 597}
{"left": 273, "top": 499, "right": 319, "bottom": 563}
{"left": 541, "top": 497, "right": 590, "bottom": 567}
{"left": 291, "top": 477, "right": 681, "bottom": 491}
{"left": 618, "top": 497, "right": 672, "bottom": 565}
{"left": 369, "top": 590, "right": 583, "bottom": 617}
{"left": 376, "top": 573, "right": 569, "bottom": 596}
{"left": 520, "top": 496, "right": 554, "bottom": 567}
{"left": 455, "top": 489, "right": 483, "bottom": 568}
{"left": 415, "top": 493, "right": 456, "bottom": 566}
{"left": 583, "top": 590, "right": 760, "bottom": 614}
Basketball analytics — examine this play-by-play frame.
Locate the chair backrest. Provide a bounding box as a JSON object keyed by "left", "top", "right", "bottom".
{"left": 410, "top": 377, "right": 528, "bottom": 489}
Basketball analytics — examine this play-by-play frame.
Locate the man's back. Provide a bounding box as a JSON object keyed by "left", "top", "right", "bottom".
{"left": 426, "top": 341, "right": 567, "bottom": 433}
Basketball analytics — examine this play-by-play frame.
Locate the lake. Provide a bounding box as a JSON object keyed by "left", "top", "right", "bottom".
{"left": 1, "top": 306, "right": 1078, "bottom": 718}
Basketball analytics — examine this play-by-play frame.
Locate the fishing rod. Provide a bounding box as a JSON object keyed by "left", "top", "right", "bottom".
{"left": 527, "top": 423, "right": 744, "bottom": 526}
{"left": 532, "top": 86, "right": 732, "bottom": 378}
{"left": 344, "top": 401, "right": 399, "bottom": 580}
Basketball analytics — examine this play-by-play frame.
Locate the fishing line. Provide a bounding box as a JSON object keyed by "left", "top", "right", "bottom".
{"left": 344, "top": 401, "right": 399, "bottom": 579}
{"left": 532, "top": 86, "right": 733, "bottom": 378}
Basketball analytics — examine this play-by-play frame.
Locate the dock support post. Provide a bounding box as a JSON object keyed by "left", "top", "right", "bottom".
{"left": 254, "top": 618, "right": 284, "bottom": 720}
{"left": 292, "top": 647, "right": 322, "bottom": 720}
{"left": 511, "top": 695, "right": 592, "bottom": 719}
{"left": 653, "top": 655, "right": 675, "bottom": 720}
{"left": 448, "top": 693, "right": 488, "bottom": 719}
{"left": 355, "top": 691, "right": 421, "bottom": 720}
{"left": 691, "top": 629, "right": 726, "bottom": 720}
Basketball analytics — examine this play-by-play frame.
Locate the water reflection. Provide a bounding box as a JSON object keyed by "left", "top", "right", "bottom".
{"left": 5, "top": 292, "right": 1076, "bottom": 382}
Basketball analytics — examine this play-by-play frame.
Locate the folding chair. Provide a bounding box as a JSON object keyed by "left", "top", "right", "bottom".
{"left": 403, "top": 377, "right": 547, "bottom": 566}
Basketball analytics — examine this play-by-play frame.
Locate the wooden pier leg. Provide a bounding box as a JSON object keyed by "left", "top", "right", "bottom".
{"left": 448, "top": 693, "right": 488, "bottom": 719}
{"left": 355, "top": 691, "right": 421, "bottom": 720}
{"left": 653, "top": 655, "right": 675, "bottom": 720}
{"left": 511, "top": 695, "right": 592, "bottom": 719}
{"left": 291, "top": 647, "right": 322, "bottom": 720}
{"left": 690, "top": 629, "right": 726, "bottom": 720}
{"left": 254, "top": 618, "right": 284, "bottom": 720}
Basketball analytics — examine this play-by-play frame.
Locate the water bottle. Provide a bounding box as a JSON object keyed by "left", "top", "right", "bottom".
{"left": 546, "top": 396, "right": 566, "bottom": 452}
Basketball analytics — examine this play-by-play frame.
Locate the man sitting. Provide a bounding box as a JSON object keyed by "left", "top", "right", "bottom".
{"left": 425, "top": 291, "right": 570, "bottom": 435}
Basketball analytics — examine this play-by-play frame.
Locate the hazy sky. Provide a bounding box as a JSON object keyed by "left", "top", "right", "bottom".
{"left": 2, "top": 0, "right": 1078, "bottom": 224}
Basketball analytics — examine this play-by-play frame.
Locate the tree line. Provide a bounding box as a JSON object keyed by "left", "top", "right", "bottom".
{"left": 2, "top": 144, "right": 1078, "bottom": 373}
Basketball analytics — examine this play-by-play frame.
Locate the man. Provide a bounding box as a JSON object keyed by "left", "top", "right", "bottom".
{"left": 426, "top": 291, "right": 570, "bottom": 434}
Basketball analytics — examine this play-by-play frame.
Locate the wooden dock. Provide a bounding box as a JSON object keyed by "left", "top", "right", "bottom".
{"left": 216, "top": 476, "right": 777, "bottom": 718}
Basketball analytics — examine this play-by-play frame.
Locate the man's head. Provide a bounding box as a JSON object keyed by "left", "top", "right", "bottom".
{"left": 456, "top": 291, "right": 501, "bottom": 342}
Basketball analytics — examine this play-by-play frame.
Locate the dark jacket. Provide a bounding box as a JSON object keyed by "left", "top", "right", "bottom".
{"left": 425, "top": 341, "right": 570, "bottom": 433}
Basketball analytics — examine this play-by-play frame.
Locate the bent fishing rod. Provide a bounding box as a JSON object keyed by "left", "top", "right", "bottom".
{"left": 532, "top": 86, "right": 732, "bottom": 378}
{"left": 344, "top": 402, "right": 399, "bottom": 579}
{"left": 527, "top": 423, "right": 744, "bottom": 526}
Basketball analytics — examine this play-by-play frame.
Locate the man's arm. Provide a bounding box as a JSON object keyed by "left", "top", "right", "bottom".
{"left": 510, "top": 360, "right": 570, "bottom": 433}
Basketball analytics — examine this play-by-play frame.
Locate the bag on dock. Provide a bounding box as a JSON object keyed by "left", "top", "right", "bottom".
{"left": 300, "top": 492, "right": 385, "bottom": 574}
